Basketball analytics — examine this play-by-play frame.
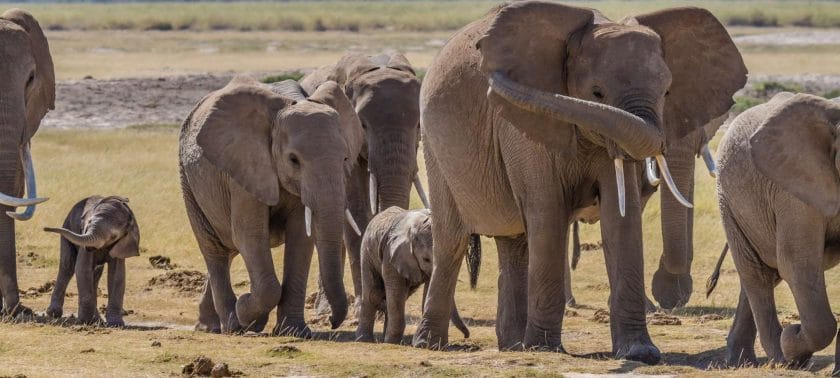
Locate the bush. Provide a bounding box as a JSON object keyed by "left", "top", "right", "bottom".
{"left": 732, "top": 96, "right": 764, "bottom": 113}
{"left": 261, "top": 72, "right": 305, "bottom": 84}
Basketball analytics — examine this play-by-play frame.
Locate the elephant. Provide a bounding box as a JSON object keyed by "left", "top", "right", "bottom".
{"left": 300, "top": 52, "right": 424, "bottom": 316}
{"left": 413, "top": 1, "right": 746, "bottom": 364}
{"left": 356, "top": 207, "right": 469, "bottom": 344}
{"left": 43, "top": 196, "right": 140, "bottom": 327}
{"left": 0, "top": 9, "right": 54, "bottom": 316}
{"left": 179, "top": 76, "right": 363, "bottom": 336}
{"left": 713, "top": 92, "right": 840, "bottom": 369}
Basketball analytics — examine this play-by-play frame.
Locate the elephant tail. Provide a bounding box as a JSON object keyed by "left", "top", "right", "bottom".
{"left": 467, "top": 234, "right": 481, "bottom": 289}
{"left": 705, "top": 243, "right": 729, "bottom": 297}
{"left": 450, "top": 303, "right": 470, "bottom": 339}
{"left": 571, "top": 221, "right": 581, "bottom": 270}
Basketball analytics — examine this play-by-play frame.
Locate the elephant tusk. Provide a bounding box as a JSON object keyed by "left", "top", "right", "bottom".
{"left": 304, "top": 206, "right": 312, "bottom": 237}
{"left": 645, "top": 157, "right": 661, "bottom": 187}
{"left": 414, "top": 174, "right": 431, "bottom": 208}
{"left": 7, "top": 143, "right": 46, "bottom": 221}
{"left": 655, "top": 155, "right": 693, "bottom": 209}
{"left": 614, "top": 158, "right": 626, "bottom": 217}
{"left": 345, "top": 209, "right": 362, "bottom": 236}
{"left": 701, "top": 144, "right": 718, "bottom": 178}
{"left": 369, "top": 173, "right": 378, "bottom": 214}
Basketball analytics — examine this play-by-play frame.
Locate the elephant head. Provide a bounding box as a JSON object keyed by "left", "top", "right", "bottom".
{"left": 195, "top": 77, "right": 363, "bottom": 325}
{"left": 305, "top": 53, "right": 424, "bottom": 212}
{"left": 477, "top": 2, "right": 746, "bottom": 217}
{"left": 387, "top": 208, "right": 433, "bottom": 285}
{"left": 44, "top": 196, "right": 140, "bottom": 259}
{"left": 749, "top": 93, "right": 840, "bottom": 217}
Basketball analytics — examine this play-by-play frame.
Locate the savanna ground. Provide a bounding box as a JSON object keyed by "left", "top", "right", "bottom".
{"left": 2, "top": 1, "right": 840, "bottom": 376}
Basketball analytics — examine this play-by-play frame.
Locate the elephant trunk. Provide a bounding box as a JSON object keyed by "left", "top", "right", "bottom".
{"left": 487, "top": 71, "right": 664, "bottom": 160}
{"left": 304, "top": 172, "right": 349, "bottom": 329}
{"left": 368, "top": 133, "right": 416, "bottom": 212}
{"left": 0, "top": 146, "right": 21, "bottom": 310}
{"left": 44, "top": 225, "right": 111, "bottom": 250}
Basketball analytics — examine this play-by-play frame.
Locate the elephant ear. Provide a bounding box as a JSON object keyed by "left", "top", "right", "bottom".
{"left": 749, "top": 93, "right": 840, "bottom": 217}
{"left": 196, "top": 76, "right": 293, "bottom": 205}
{"left": 476, "top": 1, "right": 594, "bottom": 155}
{"left": 334, "top": 53, "right": 380, "bottom": 87}
{"left": 387, "top": 211, "right": 426, "bottom": 284}
{"left": 307, "top": 81, "right": 364, "bottom": 171}
{"left": 634, "top": 7, "right": 747, "bottom": 145}
{"left": 384, "top": 53, "right": 416, "bottom": 76}
{"left": 2, "top": 9, "right": 55, "bottom": 141}
{"left": 109, "top": 199, "right": 140, "bottom": 259}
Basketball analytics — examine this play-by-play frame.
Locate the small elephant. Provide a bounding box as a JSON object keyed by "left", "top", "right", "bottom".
{"left": 44, "top": 196, "right": 140, "bottom": 326}
{"left": 357, "top": 207, "right": 469, "bottom": 344}
{"left": 715, "top": 92, "right": 840, "bottom": 370}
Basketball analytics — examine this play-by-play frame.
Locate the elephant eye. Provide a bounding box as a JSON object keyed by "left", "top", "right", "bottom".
{"left": 665, "top": 90, "right": 671, "bottom": 97}
{"left": 289, "top": 153, "right": 300, "bottom": 167}
{"left": 26, "top": 72, "right": 35, "bottom": 87}
{"left": 592, "top": 87, "right": 604, "bottom": 100}
{"left": 344, "top": 157, "right": 349, "bottom": 162}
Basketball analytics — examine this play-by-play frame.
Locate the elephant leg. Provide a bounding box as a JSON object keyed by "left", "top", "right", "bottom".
{"left": 726, "top": 285, "right": 758, "bottom": 367}
{"left": 494, "top": 235, "right": 528, "bottom": 350}
{"left": 344, "top": 165, "right": 370, "bottom": 317}
{"left": 275, "top": 205, "right": 314, "bottom": 338}
{"left": 47, "top": 238, "right": 78, "bottom": 318}
{"left": 776, "top": 208, "right": 835, "bottom": 367}
{"left": 564, "top": 244, "right": 575, "bottom": 307}
{"left": 203, "top": 253, "right": 239, "bottom": 333}
{"left": 652, "top": 139, "right": 696, "bottom": 310}
{"left": 383, "top": 275, "right": 408, "bottom": 344}
{"left": 104, "top": 258, "right": 126, "bottom": 327}
{"left": 196, "top": 279, "right": 221, "bottom": 333}
{"left": 833, "top": 329, "right": 840, "bottom": 377}
{"left": 356, "top": 259, "right": 384, "bottom": 342}
{"left": 599, "top": 160, "right": 659, "bottom": 364}
{"left": 412, "top": 154, "right": 468, "bottom": 349}
{"left": 75, "top": 248, "right": 99, "bottom": 324}
{"left": 0, "top": 204, "right": 26, "bottom": 317}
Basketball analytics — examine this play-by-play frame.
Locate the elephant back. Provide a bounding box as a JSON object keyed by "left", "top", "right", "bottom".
{"left": 268, "top": 80, "right": 308, "bottom": 102}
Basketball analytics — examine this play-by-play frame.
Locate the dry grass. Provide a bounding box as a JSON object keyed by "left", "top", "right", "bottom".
{"left": 0, "top": 128, "right": 837, "bottom": 376}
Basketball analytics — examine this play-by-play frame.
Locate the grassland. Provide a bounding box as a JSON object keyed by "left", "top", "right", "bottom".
{"left": 0, "top": 127, "right": 838, "bottom": 376}
{"left": 7, "top": 1, "right": 840, "bottom": 32}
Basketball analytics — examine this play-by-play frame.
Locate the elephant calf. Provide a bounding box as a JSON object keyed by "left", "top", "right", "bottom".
{"left": 44, "top": 196, "right": 140, "bottom": 327}
{"left": 356, "top": 207, "right": 469, "bottom": 344}
{"left": 715, "top": 92, "right": 840, "bottom": 370}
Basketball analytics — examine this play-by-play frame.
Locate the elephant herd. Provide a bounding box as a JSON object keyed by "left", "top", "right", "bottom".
{"left": 1, "top": 1, "right": 839, "bottom": 372}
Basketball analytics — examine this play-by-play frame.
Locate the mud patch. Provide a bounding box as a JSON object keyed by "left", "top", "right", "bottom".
{"left": 149, "top": 255, "right": 176, "bottom": 270}
{"left": 148, "top": 270, "right": 206, "bottom": 294}
{"left": 647, "top": 312, "right": 682, "bottom": 326}
{"left": 591, "top": 309, "right": 610, "bottom": 324}
{"left": 19, "top": 280, "right": 55, "bottom": 298}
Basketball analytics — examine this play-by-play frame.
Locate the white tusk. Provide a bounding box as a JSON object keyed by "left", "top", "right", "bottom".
{"left": 7, "top": 143, "right": 45, "bottom": 221}
{"left": 655, "top": 155, "right": 693, "bottom": 209}
{"left": 414, "top": 174, "right": 431, "bottom": 208}
{"left": 614, "top": 158, "right": 626, "bottom": 217}
{"left": 345, "top": 209, "right": 362, "bottom": 236}
{"left": 304, "top": 206, "right": 312, "bottom": 237}
{"left": 369, "top": 173, "right": 378, "bottom": 214}
{"left": 701, "top": 144, "right": 718, "bottom": 178}
{"left": 645, "top": 157, "right": 661, "bottom": 187}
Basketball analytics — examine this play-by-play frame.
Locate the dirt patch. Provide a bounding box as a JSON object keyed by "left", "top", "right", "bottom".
{"left": 648, "top": 312, "right": 682, "bottom": 326}
{"left": 781, "top": 313, "right": 800, "bottom": 327}
{"left": 591, "top": 309, "right": 610, "bottom": 324}
{"left": 148, "top": 270, "right": 206, "bottom": 294}
{"left": 148, "top": 255, "right": 176, "bottom": 270}
{"left": 579, "top": 241, "right": 603, "bottom": 252}
{"left": 19, "top": 280, "right": 55, "bottom": 299}
{"left": 698, "top": 313, "right": 724, "bottom": 323}
{"left": 267, "top": 345, "right": 302, "bottom": 359}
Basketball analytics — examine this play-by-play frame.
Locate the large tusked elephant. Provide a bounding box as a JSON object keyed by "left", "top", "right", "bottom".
{"left": 714, "top": 92, "right": 840, "bottom": 370}
{"left": 180, "top": 77, "right": 363, "bottom": 336}
{"left": 0, "top": 9, "right": 54, "bottom": 316}
{"left": 414, "top": 1, "right": 746, "bottom": 364}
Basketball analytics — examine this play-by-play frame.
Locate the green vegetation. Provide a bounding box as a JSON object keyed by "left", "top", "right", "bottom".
{"left": 6, "top": 1, "right": 840, "bottom": 32}
{"left": 732, "top": 95, "right": 765, "bottom": 113}
{"left": 261, "top": 71, "right": 306, "bottom": 84}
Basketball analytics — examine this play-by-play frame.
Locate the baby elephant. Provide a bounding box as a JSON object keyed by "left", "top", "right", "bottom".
{"left": 357, "top": 207, "right": 469, "bottom": 344}
{"left": 44, "top": 196, "right": 140, "bottom": 326}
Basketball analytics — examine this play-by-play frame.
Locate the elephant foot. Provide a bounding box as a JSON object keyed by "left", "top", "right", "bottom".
{"left": 235, "top": 293, "right": 273, "bottom": 333}
{"left": 524, "top": 325, "right": 563, "bottom": 352}
{"left": 832, "top": 365, "right": 840, "bottom": 377}
{"left": 412, "top": 320, "right": 448, "bottom": 350}
{"left": 651, "top": 268, "right": 692, "bottom": 310}
{"left": 45, "top": 305, "right": 63, "bottom": 319}
{"left": 566, "top": 296, "right": 577, "bottom": 308}
{"left": 614, "top": 339, "right": 661, "bottom": 365}
{"left": 725, "top": 346, "right": 757, "bottom": 367}
{"left": 77, "top": 313, "right": 103, "bottom": 325}
{"left": 105, "top": 319, "right": 125, "bottom": 328}
{"left": 195, "top": 321, "right": 222, "bottom": 334}
{"left": 355, "top": 332, "right": 374, "bottom": 343}
{"left": 272, "top": 318, "right": 312, "bottom": 339}
{"left": 2, "top": 302, "right": 33, "bottom": 319}
{"left": 644, "top": 296, "right": 658, "bottom": 314}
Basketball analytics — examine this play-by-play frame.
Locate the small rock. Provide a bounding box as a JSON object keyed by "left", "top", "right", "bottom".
{"left": 151, "top": 340, "right": 162, "bottom": 347}
{"left": 419, "top": 360, "right": 432, "bottom": 367}
{"left": 80, "top": 348, "right": 95, "bottom": 353}
{"left": 182, "top": 356, "right": 214, "bottom": 376}
{"left": 83, "top": 75, "right": 94, "bottom": 80}
{"left": 211, "top": 363, "right": 232, "bottom": 378}
{"left": 564, "top": 309, "right": 578, "bottom": 317}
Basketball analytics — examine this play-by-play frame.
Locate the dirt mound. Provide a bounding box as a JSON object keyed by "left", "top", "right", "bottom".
{"left": 698, "top": 313, "right": 724, "bottom": 323}
{"left": 648, "top": 312, "right": 681, "bottom": 326}
{"left": 591, "top": 309, "right": 610, "bottom": 324}
{"left": 19, "top": 280, "right": 55, "bottom": 298}
{"left": 149, "top": 255, "right": 176, "bottom": 270}
{"left": 148, "top": 270, "right": 206, "bottom": 294}
{"left": 580, "top": 241, "right": 603, "bottom": 251}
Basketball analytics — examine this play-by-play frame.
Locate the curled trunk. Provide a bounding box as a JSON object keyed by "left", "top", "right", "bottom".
{"left": 44, "top": 225, "right": 110, "bottom": 250}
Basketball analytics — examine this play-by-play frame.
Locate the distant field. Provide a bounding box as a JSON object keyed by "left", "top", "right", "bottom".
{"left": 6, "top": 1, "right": 840, "bottom": 32}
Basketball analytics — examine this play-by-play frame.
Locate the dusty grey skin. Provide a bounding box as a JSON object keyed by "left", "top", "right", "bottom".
{"left": 0, "top": 9, "right": 54, "bottom": 316}
{"left": 43, "top": 196, "right": 139, "bottom": 327}
{"left": 715, "top": 92, "right": 840, "bottom": 369}
{"left": 568, "top": 113, "right": 728, "bottom": 310}
{"left": 180, "top": 77, "right": 363, "bottom": 336}
{"left": 414, "top": 2, "right": 746, "bottom": 364}
{"left": 356, "top": 207, "right": 469, "bottom": 344}
{"left": 300, "top": 52, "right": 423, "bottom": 317}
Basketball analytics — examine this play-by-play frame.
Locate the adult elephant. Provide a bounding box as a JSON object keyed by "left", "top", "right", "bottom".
{"left": 300, "top": 52, "right": 424, "bottom": 313}
{"left": 715, "top": 93, "right": 840, "bottom": 369}
{"left": 180, "top": 77, "right": 363, "bottom": 335}
{"left": 0, "top": 9, "right": 54, "bottom": 316}
{"left": 414, "top": 1, "right": 746, "bottom": 364}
